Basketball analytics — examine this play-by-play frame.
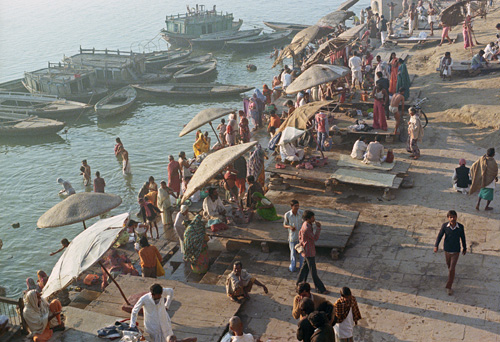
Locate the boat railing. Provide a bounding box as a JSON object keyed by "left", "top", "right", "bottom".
{"left": 0, "top": 296, "right": 28, "bottom": 337}
{"left": 0, "top": 91, "right": 59, "bottom": 100}
{"left": 79, "top": 47, "right": 141, "bottom": 57}
{"left": 166, "top": 10, "right": 231, "bottom": 20}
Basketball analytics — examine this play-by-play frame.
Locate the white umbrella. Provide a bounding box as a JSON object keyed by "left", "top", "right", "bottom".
{"left": 285, "top": 64, "right": 350, "bottom": 95}
{"left": 42, "top": 213, "right": 130, "bottom": 304}
{"left": 179, "top": 107, "right": 235, "bottom": 144}
{"left": 278, "top": 127, "right": 306, "bottom": 145}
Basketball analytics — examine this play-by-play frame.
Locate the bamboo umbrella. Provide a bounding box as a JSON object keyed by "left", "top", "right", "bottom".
{"left": 278, "top": 101, "right": 334, "bottom": 133}
{"left": 285, "top": 65, "right": 350, "bottom": 94}
{"left": 42, "top": 213, "right": 131, "bottom": 305}
{"left": 179, "top": 107, "right": 235, "bottom": 144}
{"left": 37, "top": 192, "right": 122, "bottom": 229}
{"left": 181, "top": 142, "right": 257, "bottom": 202}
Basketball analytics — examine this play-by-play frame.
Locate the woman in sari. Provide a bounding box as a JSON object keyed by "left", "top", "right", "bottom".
{"left": 463, "top": 15, "right": 474, "bottom": 49}
{"left": 239, "top": 111, "right": 251, "bottom": 143}
{"left": 37, "top": 271, "right": 48, "bottom": 291}
{"left": 193, "top": 130, "right": 209, "bottom": 157}
{"left": 25, "top": 278, "right": 41, "bottom": 294}
{"left": 183, "top": 214, "right": 209, "bottom": 274}
{"left": 23, "top": 290, "right": 64, "bottom": 342}
{"left": 114, "top": 137, "right": 124, "bottom": 157}
{"left": 247, "top": 144, "right": 266, "bottom": 187}
{"left": 167, "top": 155, "right": 181, "bottom": 197}
{"left": 388, "top": 52, "right": 399, "bottom": 94}
{"left": 251, "top": 192, "right": 281, "bottom": 221}
{"left": 262, "top": 84, "right": 272, "bottom": 104}
{"left": 226, "top": 114, "right": 237, "bottom": 146}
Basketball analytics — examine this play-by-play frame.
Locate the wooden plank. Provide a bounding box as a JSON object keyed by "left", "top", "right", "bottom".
{"left": 85, "top": 275, "right": 241, "bottom": 341}
{"left": 332, "top": 168, "right": 399, "bottom": 189}
{"left": 208, "top": 205, "right": 358, "bottom": 250}
{"left": 337, "top": 154, "right": 395, "bottom": 171}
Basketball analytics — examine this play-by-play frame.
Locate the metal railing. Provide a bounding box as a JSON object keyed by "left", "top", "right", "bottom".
{"left": 0, "top": 296, "right": 26, "bottom": 333}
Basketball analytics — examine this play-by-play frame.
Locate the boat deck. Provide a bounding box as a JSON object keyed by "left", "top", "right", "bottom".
{"left": 84, "top": 274, "right": 241, "bottom": 341}
{"left": 208, "top": 204, "right": 359, "bottom": 257}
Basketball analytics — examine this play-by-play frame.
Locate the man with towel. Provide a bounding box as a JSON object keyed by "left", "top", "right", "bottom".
{"left": 470, "top": 148, "right": 498, "bottom": 211}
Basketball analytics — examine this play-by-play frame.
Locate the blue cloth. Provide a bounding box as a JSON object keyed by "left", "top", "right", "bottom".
{"left": 396, "top": 62, "right": 411, "bottom": 100}
{"left": 316, "top": 132, "right": 327, "bottom": 152}
{"left": 268, "top": 132, "right": 282, "bottom": 150}
{"left": 289, "top": 241, "right": 304, "bottom": 272}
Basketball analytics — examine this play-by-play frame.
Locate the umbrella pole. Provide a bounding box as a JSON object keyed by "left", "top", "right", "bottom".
{"left": 99, "top": 261, "right": 131, "bottom": 305}
{"left": 82, "top": 220, "right": 87, "bottom": 230}
{"left": 209, "top": 122, "right": 221, "bottom": 144}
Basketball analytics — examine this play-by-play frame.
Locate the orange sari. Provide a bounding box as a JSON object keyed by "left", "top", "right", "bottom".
{"left": 389, "top": 59, "right": 399, "bottom": 94}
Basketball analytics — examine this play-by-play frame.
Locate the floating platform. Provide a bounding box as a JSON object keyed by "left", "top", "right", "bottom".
{"left": 209, "top": 204, "right": 359, "bottom": 258}
{"left": 84, "top": 274, "right": 241, "bottom": 341}
{"left": 265, "top": 151, "right": 410, "bottom": 191}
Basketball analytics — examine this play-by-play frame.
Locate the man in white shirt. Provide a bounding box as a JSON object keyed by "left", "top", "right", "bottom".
{"left": 282, "top": 70, "right": 293, "bottom": 89}
{"left": 130, "top": 284, "right": 174, "bottom": 342}
{"left": 363, "top": 136, "right": 386, "bottom": 164}
{"left": 348, "top": 51, "right": 363, "bottom": 89}
{"left": 283, "top": 200, "right": 304, "bottom": 272}
{"left": 229, "top": 316, "right": 261, "bottom": 342}
{"left": 350, "top": 136, "right": 369, "bottom": 160}
{"left": 202, "top": 188, "right": 226, "bottom": 219}
{"left": 280, "top": 142, "right": 305, "bottom": 163}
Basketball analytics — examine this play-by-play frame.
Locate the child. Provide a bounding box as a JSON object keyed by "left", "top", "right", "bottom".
{"left": 50, "top": 238, "right": 70, "bottom": 256}
{"left": 217, "top": 119, "right": 227, "bottom": 147}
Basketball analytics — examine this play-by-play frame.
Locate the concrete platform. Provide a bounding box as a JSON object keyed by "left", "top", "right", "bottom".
{"left": 208, "top": 204, "right": 359, "bottom": 257}
{"left": 84, "top": 275, "right": 241, "bottom": 341}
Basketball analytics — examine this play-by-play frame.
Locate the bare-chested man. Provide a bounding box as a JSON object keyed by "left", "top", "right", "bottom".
{"left": 121, "top": 149, "right": 131, "bottom": 175}
{"left": 389, "top": 88, "right": 406, "bottom": 135}
{"left": 80, "top": 160, "right": 91, "bottom": 186}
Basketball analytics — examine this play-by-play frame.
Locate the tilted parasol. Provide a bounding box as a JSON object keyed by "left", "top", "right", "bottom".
{"left": 37, "top": 192, "right": 122, "bottom": 229}
{"left": 273, "top": 26, "right": 321, "bottom": 67}
{"left": 278, "top": 101, "right": 334, "bottom": 133}
{"left": 316, "top": 10, "right": 355, "bottom": 28}
{"left": 278, "top": 127, "right": 306, "bottom": 145}
{"left": 179, "top": 107, "right": 234, "bottom": 144}
{"left": 181, "top": 142, "right": 257, "bottom": 202}
{"left": 42, "top": 213, "right": 131, "bottom": 304}
{"left": 285, "top": 64, "right": 350, "bottom": 94}
{"left": 440, "top": 1, "right": 467, "bottom": 27}
{"left": 336, "top": 0, "right": 360, "bottom": 11}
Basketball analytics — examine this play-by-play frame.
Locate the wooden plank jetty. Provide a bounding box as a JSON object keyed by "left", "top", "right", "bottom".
{"left": 84, "top": 275, "right": 241, "bottom": 341}
{"left": 208, "top": 204, "right": 359, "bottom": 258}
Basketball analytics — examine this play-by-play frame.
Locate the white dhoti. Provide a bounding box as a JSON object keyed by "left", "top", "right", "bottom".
{"left": 381, "top": 31, "right": 388, "bottom": 45}
{"left": 123, "top": 159, "right": 131, "bottom": 175}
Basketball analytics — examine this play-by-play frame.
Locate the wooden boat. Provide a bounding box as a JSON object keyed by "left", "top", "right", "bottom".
{"left": 226, "top": 30, "right": 293, "bottom": 52}
{"left": 0, "top": 78, "right": 27, "bottom": 92}
{"left": 94, "top": 86, "right": 137, "bottom": 117}
{"left": 173, "top": 60, "right": 217, "bottom": 83}
{"left": 163, "top": 54, "right": 214, "bottom": 73}
{"left": 132, "top": 83, "right": 254, "bottom": 98}
{"left": 161, "top": 5, "right": 243, "bottom": 47}
{"left": 0, "top": 110, "right": 65, "bottom": 136}
{"left": 0, "top": 91, "right": 92, "bottom": 118}
{"left": 144, "top": 49, "right": 192, "bottom": 72}
{"left": 263, "top": 22, "right": 309, "bottom": 34}
{"left": 191, "top": 28, "right": 262, "bottom": 49}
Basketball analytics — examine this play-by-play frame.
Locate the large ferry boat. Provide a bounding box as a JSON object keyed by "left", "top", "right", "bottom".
{"left": 160, "top": 4, "right": 242, "bottom": 47}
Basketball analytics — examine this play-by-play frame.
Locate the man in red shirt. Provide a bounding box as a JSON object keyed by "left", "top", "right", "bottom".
{"left": 296, "top": 210, "right": 329, "bottom": 294}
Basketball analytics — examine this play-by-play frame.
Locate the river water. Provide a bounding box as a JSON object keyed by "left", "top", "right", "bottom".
{"left": 0, "top": 0, "right": 368, "bottom": 298}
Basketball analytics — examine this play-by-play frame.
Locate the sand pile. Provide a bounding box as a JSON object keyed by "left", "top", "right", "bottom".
{"left": 444, "top": 104, "right": 500, "bottom": 129}
{"left": 476, "top": 130, "right": 500, "bottom": 149}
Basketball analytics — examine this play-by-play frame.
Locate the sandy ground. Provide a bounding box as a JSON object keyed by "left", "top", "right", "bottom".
{"left": 231, "top": 6, "right": 500, "bottom": 342}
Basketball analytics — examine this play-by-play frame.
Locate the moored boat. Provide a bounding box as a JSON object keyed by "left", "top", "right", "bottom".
{"left": 132, "top": 83, "right": 254, "bottom": 98}
{"left": 163, "top": 54, "right": 214, "bottom": 73}
{"left": 0, "top": 78, "right": 28, "bottom": 92}
{"left": 191, "top": 28, "right": 262, "bottom": 49}
{"left": 94, "top": 86, "right": 137, "bottom": 117}
{"left": 0, "top": 91, "right": 92, "bottom": 118}
{"left": 144, "top": 49, "right": 192, "bottom": 72}
{"left": 226, "top": 30, "right": 293, "bottom": 52}
{"left": 0, "top": 110, "right": 65, "bottom": 136}
{"left": 173, "top": 60, "right": 217, "bottom": 83}
{"left": 263, "top": 22, "right": 310, "bottom": 34}
{"left": 161, "top": 5, "right": 243, "bottom": 47}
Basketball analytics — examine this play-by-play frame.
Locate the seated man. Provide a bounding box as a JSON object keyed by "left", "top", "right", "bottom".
{"left": 101, "top": 250, "right": 138, "bottom": 290}
{"left": 229, "top": 316, "right": 262, "bottom": 342}
{"left": 246, "top": 175, "right": 264, "bottom": 209}
{"left": 280, "top": 142, "right": 305, "bottom": 163}
{"left": 202, "top": 188, "right": 226, "bottom": 221}
{"left": 292, "top": 282, "right": 329, "bottom": 320}
{"left": 363, "top": 135, "right": 386, "bottom": 165}
{"left": 350, "top": 135, "right": 369, "bottom": 160}
{"left": 226, "top": 261, "right": 268, "bottom": 303}
{"left": 452, "top": 158, "right": 472, "bottom": 194}
{"left": 471, "top": 49, "right": 489, "bottom": 71}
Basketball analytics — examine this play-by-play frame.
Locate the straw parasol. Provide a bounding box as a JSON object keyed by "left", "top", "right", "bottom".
{"left": 336, "top": 0, "right": 359, "bottom": 11}
{"left": 37, "top": 192, "right": 122, "bottom": 229}
{"left": 42, "top": 213, "right": 131, "bottom": 304}
{"left": 440, "top": 1, "right": 467, "bottom": 27}
{"left": 316, "top": 10, "right": 355, "bottom": 28}
{"left": 273, "top": 25, "right": 321, "bottom": 67}
{"left": 285, "top": 65, "right": 350, "bottom": 94}
{"left": 278, "top": 101, "right": 334, "bottom": 133}
{"left": 181, "top": 142, "right": 257, "bottom": 202}
{"left": 179, "top": 107, "right": 234, "bottom": 143}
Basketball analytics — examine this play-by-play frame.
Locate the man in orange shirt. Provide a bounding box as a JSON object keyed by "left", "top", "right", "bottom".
{"left": 138, "top": 237, "right": 162, "bottom": 278}
{"left": 268, "top": 110, "right": 281, "bottom": 133}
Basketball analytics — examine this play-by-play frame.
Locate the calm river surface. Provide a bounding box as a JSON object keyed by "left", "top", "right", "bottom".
{"left": 0, "top": 0, "right": 367, "bottom": 297}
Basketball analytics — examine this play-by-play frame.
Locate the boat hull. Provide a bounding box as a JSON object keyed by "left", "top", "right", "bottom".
{"left": 95, "top": 86, "right": 137, "bottom": 118}
{"left": 22, "top": 80, "right": 108, "bottom": 103}
{"left": 173, "top": 60, "right": 218, "bottom": 83}
{"left": 263, "top": 21, "right": 310, "bottom": 34}
{"left": 133, "top": 83, "right": 254, "bottom": 98}
{"left": 161, "top": 20, "right": 243, "bottom": 47}
{"left": 191, "top": 28, "right": 262, "bottom": 49}
{"left": 144, "top": 50, "right": 192, "bottom": 72}
{"left": 226, "top": 31, "right": 293, "bottom": 52}
{"left": 0, "top": 115, "right": 65, "bottom": 136}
